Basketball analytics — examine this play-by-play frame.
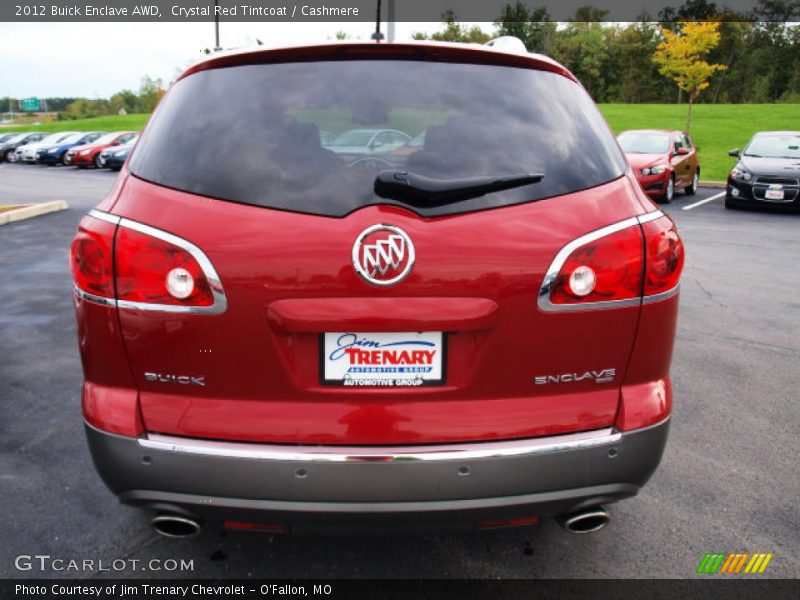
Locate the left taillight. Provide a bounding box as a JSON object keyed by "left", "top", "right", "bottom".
{"left": 71, "top": 211, "right": 226, "bottom": 313}
{"left": 115, "top": 225, "right": 214, "bottom": 307}
{"left": 70, "top": 216, "right": 116, "bottom": 299}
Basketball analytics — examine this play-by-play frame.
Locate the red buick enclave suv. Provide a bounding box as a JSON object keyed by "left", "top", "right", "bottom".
{"left": 71, "top": 39, "right": 683, "bottom": 537}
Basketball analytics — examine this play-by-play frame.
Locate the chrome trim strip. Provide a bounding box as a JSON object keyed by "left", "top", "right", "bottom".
{"left": 85, "top": 210, "right": 227, "bottom": 315}
{"left": 88, "top": 209, "right": 121, "bottom": 225}
{"left": 642, "top": 284, "right": 680, "bottom": 304}
{"left": 537, "top": 211, "right": 665, "bottom": 312}
{"left": 636, "top": 210, "right": 666, "bottom": 225}
{"left": 73, "top": 283, "right": 116, "bottom": 307}
{"left": 139, "top": 428, "right": 623, "bottom": 463}
{"left": 753, "top": 176, "right": 799, "bottom": 187}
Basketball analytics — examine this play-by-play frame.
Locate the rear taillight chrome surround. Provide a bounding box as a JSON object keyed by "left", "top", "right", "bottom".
{"left": 71, "top": 209, "right": 226, "bottom": 314}
{"left": 538, "top": 210, "right": 683, "bottom": 312}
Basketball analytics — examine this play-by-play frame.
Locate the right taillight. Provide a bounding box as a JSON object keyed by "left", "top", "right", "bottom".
{"left": 539, "top": 211, "right": 683, "bottom": 311}
{"left": 642, "top": 216, "right": 684, "bottom": 297}
{"left": 70, "top": 210, "right": 226, "bottom": 314}
{"left": 548, "top": 224, "right": 644, "bottom": 307}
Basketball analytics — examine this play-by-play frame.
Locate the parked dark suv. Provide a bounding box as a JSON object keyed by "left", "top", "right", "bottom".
{"left": 71, "top": 39, "right": 684, "bottom": 537}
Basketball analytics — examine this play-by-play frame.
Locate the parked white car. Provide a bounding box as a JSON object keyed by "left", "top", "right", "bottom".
{"left": 15, "top": 132, "right": 78, "bottom": 163}
{"left": 325, "top": 128, "right": 412, "bottom": 157}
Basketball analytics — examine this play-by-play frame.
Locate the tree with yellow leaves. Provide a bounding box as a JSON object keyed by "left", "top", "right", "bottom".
{"left": 652, "top": 21, "right": 727, "bottom": 133}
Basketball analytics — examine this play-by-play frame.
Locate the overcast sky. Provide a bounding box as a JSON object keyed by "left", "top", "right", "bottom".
{"left": 0, "top": 21, "right": 477, "bottom": 98}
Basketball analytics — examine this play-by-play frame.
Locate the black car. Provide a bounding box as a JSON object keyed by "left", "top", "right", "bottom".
{"left": 97, "top": 134, "right": 138, "bottom": 170}
{"left": 727, "top": 131, "right": 800, "bottom": 210}
{"left": 0, "top": 132, "right": 46, "bottom": 162}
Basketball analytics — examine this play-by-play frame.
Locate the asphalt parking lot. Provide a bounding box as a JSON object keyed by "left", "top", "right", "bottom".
{"left": 1, "top": 162, "right": 798, "bottom": 579}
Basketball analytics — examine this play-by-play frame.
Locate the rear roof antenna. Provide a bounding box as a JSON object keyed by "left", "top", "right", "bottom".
{"left": 485, "top": 36, "right": 527, "bottom": 54}
{"left": 371, "top": 0, "right": 384, "bottom": 41}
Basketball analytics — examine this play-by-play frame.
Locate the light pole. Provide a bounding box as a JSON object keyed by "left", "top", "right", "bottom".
{"left": 214, "top": 0, "right": 222, "bottom": 51}
{"left": 371, "top": 0, "right": 384, "bottom": 41}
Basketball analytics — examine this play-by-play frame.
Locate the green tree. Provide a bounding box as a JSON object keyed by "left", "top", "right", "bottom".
{"left": 110, "top": 90, "right": 138, "bottom": 114}
{"left": 413, "top": 10, "right": 491, "bottom": 44}
{"left": 658, "top": 0, "right": 720, "bottom": 26}
{"left": 551, "top": 19, "right": 611, "bottom": 99}
{"left": 493, "top": 2, "right": 556, "bottom": 53}
{"left": 135, "top": 76, "right": 166, "bottom": 113}
{"left": 607, "top": 21, "right": 665, "bottom": 102}
{"left": 63, "top": 98, "right": 111, "bottom": 120}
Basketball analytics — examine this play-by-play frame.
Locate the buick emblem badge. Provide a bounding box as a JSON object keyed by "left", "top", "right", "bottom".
{"left": 352, "top": 224, "right": 415, "bottom": 286}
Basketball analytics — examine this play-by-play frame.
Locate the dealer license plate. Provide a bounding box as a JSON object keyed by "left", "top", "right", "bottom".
{"left": 322, "top": 332, "right": 444, "bottom": 387}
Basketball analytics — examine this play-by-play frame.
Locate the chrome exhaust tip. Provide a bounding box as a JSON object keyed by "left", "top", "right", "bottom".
{"left": 151, "top": 514, "right": 201, "bottom": 539}
{"left": 559, "top": 506, "right": 610, "bottom": 534}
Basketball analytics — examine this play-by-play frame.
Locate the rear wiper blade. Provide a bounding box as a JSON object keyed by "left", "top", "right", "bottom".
{"left": 374, "top": 170, "right": 544, "bottom": 206}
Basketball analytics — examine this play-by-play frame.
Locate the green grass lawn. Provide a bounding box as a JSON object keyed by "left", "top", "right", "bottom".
{"left": 600, "top": 104, "right": 800, "bottom": 182}
{"left": 5, "top": 104, "right": 798, "bottom": 182}
{"left": 7, "top": 114, "right": 151, "bottom": 134}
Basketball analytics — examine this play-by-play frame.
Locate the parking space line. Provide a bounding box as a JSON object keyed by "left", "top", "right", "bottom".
{"left": 682, "top": 191, "right": 726, "bottom": 211}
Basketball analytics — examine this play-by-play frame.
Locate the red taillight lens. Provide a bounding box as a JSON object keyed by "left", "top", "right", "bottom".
{"left": 549, "top": 225, "right": 644, "bottom": 305}
{"left": 70, "top": 217, "right": 115, "bottom": 298}
{"left": 642, "top": 217, "right": 684, "bottom": 296}
{"left": 115, "top": 227, "right": 214, "bottom": 306}
{"left": 543, "top": 213, "right": 684, "bottom": 309}
{"left": 480, "top": 516, "right": 540, "bottom": 529}
{"left": 223, "top": 520, "right": 285, "bottom": 532}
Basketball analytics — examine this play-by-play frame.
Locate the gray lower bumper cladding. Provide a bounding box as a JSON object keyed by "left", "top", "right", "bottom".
{"left": 85, "top": 418, "right": 669, "bottom": 533}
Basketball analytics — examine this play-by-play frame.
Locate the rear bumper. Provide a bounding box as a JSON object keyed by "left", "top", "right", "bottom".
{"left": 85, "top": 417, "right": 670, "bottom": 533}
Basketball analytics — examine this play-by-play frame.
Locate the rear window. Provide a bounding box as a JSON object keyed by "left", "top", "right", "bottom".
{"left": 130, "top": 59, "right": 626, "bottom": 218}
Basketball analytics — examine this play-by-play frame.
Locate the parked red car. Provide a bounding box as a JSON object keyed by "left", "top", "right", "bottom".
{"left": 68, "top": 131, "right": 137, "bottom": 168}
{"left": 618, "top": 129, "right": 700, "bottom": 203}
{"left": 71, "top": 39, "right": 684, "bottom": 537}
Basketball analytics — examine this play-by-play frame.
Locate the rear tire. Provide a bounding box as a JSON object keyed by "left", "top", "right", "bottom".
{"left": 685, "top": 170, "right": 698, "bottom": 196}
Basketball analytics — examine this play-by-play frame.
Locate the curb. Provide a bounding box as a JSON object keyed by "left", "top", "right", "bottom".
{"left": 700, "top": 181, "right": 726, "bottom": 189}
{"left": 0, "top": 201, "right": 69, "bottom": 225}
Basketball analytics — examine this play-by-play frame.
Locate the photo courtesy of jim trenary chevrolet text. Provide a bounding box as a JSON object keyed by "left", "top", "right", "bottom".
{"left": 0, "top": 0, "right": 798, "bottom": 598}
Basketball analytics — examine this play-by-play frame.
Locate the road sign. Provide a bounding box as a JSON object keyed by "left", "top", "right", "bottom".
{"left": 21, "top": 97, "right": 39, "bottom": 112}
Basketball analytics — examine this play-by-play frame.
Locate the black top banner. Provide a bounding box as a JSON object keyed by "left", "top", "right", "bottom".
{"left": 1, "top": 0, "right": 797, "bottom": 23}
